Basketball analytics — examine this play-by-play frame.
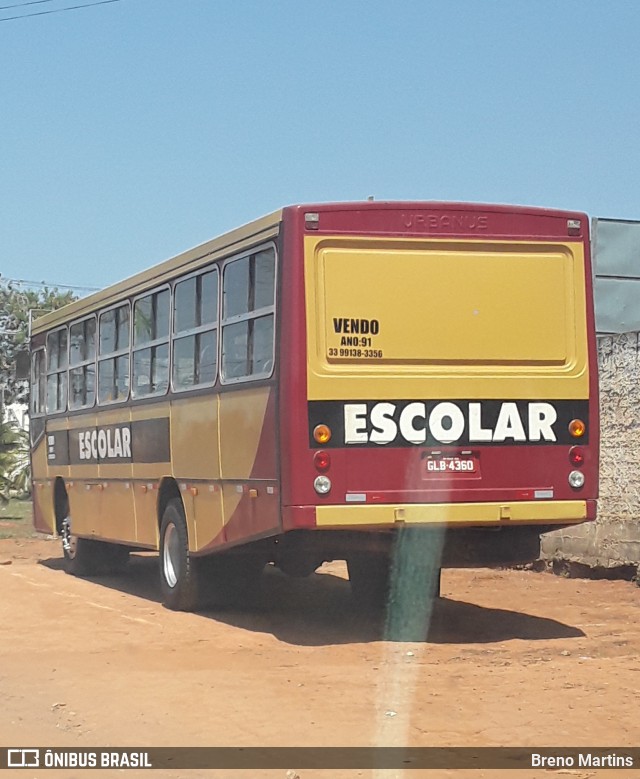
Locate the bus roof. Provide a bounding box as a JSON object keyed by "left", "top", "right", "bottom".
{"left": 31, "top": 200, "right": 588, "bottom": 335}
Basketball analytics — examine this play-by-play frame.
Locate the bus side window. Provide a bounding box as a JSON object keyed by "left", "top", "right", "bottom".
{"left": 69, "top": 317, "right": 96, "bottom": 410}
{"left": 172, "top": 268, "right": 218, "bottom": 391}
{"left": 132, "top": 289, "right": 170, "bottom": 398}
{"left": 30, "top": 347, "right": 46, "bottom": 442}
{"left": 252, "top": 314, "right": 274, "bottom": 374}
{"left": 222, "top": 322, "right": 249, "bottom": 378}
{"left": 98, "top": 304, "right": 130, "bottom": 404}
{"left": 46, "top": 327, "right": 68, "bottom": 413}
{"left": 30, "top": 348, "right": 45, "bottom": 416}
{"left": 221, "top": 247, "right": 275, "bottom": 383}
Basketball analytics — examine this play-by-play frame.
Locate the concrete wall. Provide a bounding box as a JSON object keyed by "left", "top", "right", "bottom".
{"left": 541, "top": 332, "right": 640, "bottom": 567}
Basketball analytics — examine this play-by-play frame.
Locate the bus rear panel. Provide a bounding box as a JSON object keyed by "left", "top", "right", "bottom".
{"left": 279, "top": 202, "right": 598, "bottom": 567}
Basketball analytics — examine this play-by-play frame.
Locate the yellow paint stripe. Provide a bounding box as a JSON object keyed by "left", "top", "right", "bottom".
{"left": 315, "top": 500, "right": 588, "bottom": 527}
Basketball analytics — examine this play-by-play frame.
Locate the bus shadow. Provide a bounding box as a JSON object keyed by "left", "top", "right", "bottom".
{"left": 39, "top": 553, "right": 164, "bottom": 604}
{"left": 203, "top": 567, "right": 585, "bottom": 646}
{"left": 39, "top": 554, "right": 584, "bottom": 646}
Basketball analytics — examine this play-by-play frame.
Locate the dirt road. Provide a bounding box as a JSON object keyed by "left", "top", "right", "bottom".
{"left": 1, "top": 536, "right": 639, "bottom": 779}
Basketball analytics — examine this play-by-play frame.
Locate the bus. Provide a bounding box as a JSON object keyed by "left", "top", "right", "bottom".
{"left": 29, "top": 201, "right": 598, "bottom": 613}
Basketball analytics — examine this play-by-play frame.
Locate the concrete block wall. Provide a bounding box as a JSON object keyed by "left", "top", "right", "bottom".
{"left": 541, "top": 332, "right": 640, "bottom": 567}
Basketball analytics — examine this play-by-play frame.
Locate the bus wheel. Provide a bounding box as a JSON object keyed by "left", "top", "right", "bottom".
{"left": 347, "top": 554, "right": 391, "bottom": 609}
{"left": 61, "top": 516, "right": 101, "bottom": 577}
{"left": 159, "top": 499, "right": 200, "bottom": 611}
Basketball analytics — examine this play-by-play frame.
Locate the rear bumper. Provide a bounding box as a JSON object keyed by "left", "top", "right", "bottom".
{"left": 283, "top": 499, "right": 595, "bottom": 530}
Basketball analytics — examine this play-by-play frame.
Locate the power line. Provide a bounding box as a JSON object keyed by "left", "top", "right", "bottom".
{"left": 0, "top": 0, "right": 122, "bottom": 22}
{"left": 1, "top": 276, "right": 100, "bottom": 292}
{"left": 0, "top": 0, "right": 57, "bottom": 11}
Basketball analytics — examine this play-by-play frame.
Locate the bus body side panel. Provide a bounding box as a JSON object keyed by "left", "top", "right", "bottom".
{"left": 215, "top": 385, "right": 280, "bottom": 548}
{"left": 183, "top": 231, "right": 282, "bottom": 555}
{"left": 46, "top": 415, "right": 101, "bottom": 540}
{"left": 96, "top": 406, "right": 135, "bottom": 544}
{"left": 31, "top": 435, "right": 55, "bottom": 534}
{"left": 29, "top": 210, "right": 285, "bottom": 553}
{"left": 128, "top": 402, "right": 170, "bottom": 547}
{"left": 34, "top": 383, "right": 280, "bottom": 554}
{"left": 171, "top": 393, "right": 223, "bottom": 552}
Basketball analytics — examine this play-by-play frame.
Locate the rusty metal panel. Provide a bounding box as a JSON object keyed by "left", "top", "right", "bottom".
{"left": 593, "top": 218, "right": 640, "bottom": 334}
{"left": 595, "top": 277, "right": 640, "bottom": 334}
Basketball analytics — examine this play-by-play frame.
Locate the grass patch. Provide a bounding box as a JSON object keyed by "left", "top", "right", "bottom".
{"left": 0, "top": 498, "right": 36, "bottom": 539}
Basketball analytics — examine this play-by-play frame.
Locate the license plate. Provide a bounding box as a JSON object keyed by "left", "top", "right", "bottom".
{"left": 425, "top": 456, "right": 477, "bottom": 474}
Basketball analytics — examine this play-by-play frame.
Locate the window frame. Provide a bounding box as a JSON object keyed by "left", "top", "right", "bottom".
{"left": 45, "top": 325, "right": 69, "bottom": 414}
{"left": 170, "top": 264, "right": 220, "bottom": 394}
{"left": 220, "top": 242, "right": 277, "bottom": 386}
{"left": 131, "top": 284, "right": 171, "bottom": 400}
{"left": 30, "top": 347, "right": 46, "bottom": 418}
{"left": 97, "top": 301, "right": 132, "bottom": 406}
{"left": 68, "top": 314, "right": 97, "bottom": 411}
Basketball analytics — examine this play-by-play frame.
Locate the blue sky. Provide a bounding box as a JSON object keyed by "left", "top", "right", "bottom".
{"left": 2, "top": 0, "right": 640, "bottom": 292}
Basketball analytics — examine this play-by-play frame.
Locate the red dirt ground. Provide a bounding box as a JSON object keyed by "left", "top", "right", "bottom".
{"left": 1, "top": 536, "right": 639, "bottom": 779}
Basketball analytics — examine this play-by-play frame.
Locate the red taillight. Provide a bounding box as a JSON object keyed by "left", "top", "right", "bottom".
{"left": 569, "top": 446, "right": 585, "bottom": 466}
{"left": 313, "top": 451, "right": 331, "bottom": 472}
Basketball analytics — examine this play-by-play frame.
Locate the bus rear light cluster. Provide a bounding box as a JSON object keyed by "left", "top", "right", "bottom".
{"left": 313, "top": 424, "right": 332, "bottom": 445}
{"left": 314, "top": 475, "right": 332, "bottom": 495}
{"left": 568, "top": 470, "right": 585, "bottom": 489}
{"left": 312, "top": 425, "right": 332, "bottom": 493}
{"left": 567, "top": 218, "right": 582, "bottom": 236}
{"left": 568, "top": 419, "right": 586, "bottom": 438}
{"left": 313, "top": 451, "right": 331, "bottom": 472}
{"left": 305, "top": 212, "right": 320, "bottom": 230}
{"left": 569, "top": 446, "right": 585, "bottom": 466}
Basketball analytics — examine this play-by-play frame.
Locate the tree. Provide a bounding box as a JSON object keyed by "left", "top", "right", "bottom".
{"left": 0, "top": 416, "right": 30, "bottom": 500}
{"left": 0, "top": 283, "right": 76, "bottom": 406}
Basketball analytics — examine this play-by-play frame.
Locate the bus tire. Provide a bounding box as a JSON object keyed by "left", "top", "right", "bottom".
{"left": 159, "top": 498, "right": 201, "bottom": 611}
{"left": 61, "top": 515, "right": 102, "bottom": 577}
{"left": 347, "top": 554, "right": 391, "bottom": 609}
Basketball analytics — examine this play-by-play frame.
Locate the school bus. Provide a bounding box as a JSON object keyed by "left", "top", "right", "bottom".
{"left": 29, "top": 201, "right": 598, "bottom": 611}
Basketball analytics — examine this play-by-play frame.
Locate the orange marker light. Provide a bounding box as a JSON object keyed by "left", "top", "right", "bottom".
{"left": 568, "top": 419, "right": 586, "bottom": 438}
{"left": 313, "top": 424, "right": 332, "bottom": 445}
